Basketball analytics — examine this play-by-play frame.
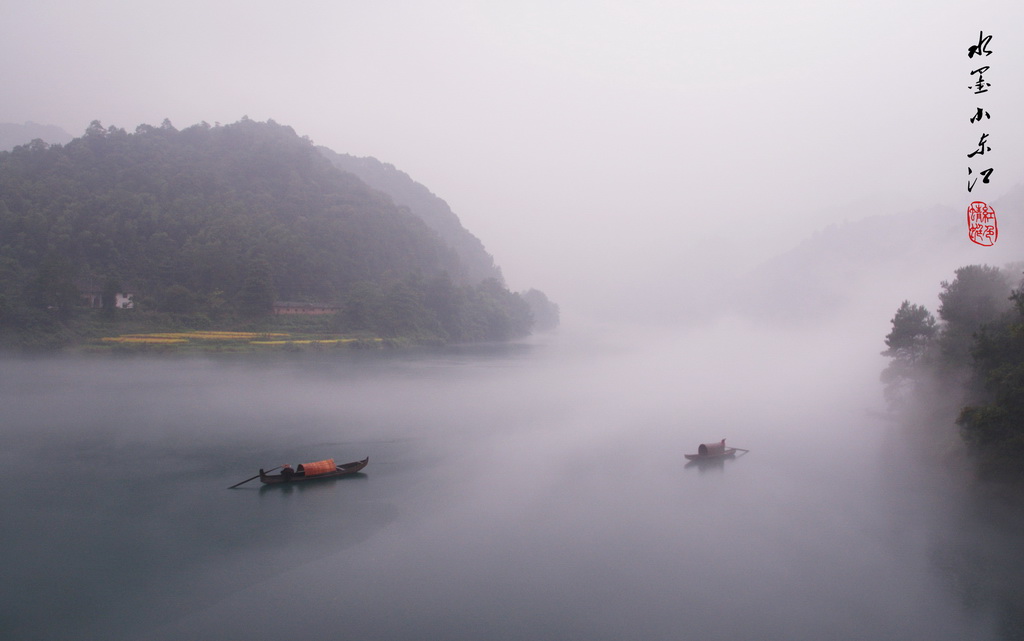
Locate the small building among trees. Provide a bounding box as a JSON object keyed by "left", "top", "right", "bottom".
{"left": 82, "top": 290, "right": 134, "bottom": 309}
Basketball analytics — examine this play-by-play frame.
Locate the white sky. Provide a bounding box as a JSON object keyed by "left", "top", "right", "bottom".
{"left": 2, "top": 1, "right": 1022, "bottom": 316}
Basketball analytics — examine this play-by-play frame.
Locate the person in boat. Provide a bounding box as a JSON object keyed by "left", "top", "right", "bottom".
{"left": 280, "top": 464, "right": 294, "bottom": 480}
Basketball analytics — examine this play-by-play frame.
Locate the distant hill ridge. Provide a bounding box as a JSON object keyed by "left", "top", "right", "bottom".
{"left": 0, "top": 122, "right": 74, "bottom": 150}
{"left": 733, "top": 185, "right": 1024, "bottom": 324}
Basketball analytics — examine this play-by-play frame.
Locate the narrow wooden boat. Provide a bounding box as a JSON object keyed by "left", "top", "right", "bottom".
{"left": 259, "top": 457, "right": 368, "bottom": 484}
{"left": 684, "top": 439, "right": 745, "bottom": 461}
{"left": 684, "top": 448, "right": 737, "bottom": 461}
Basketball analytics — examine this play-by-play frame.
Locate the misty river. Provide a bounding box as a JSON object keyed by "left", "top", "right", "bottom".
{"left": 2, "top": 319, "right": 1023, "bottom": 640}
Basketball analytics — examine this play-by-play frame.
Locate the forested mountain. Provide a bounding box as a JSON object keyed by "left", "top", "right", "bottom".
{"left": 0, "top": 118, "right": 555, "bottom": 346}
{"left": 319, "top": 148, "right": 501, "bottom": 285}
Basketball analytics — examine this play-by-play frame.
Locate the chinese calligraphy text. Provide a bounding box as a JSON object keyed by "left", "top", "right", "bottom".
{"left": 966, "top": 31, "right": 996, "bottom": 245}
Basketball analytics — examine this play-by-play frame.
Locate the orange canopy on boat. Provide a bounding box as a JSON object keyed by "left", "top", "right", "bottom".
{"left": 297, "top": 459, "right": 335, "bottom": 476}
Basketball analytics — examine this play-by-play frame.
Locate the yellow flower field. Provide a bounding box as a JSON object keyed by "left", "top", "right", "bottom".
{"left": 249, "top": 339, "right": 344, "bottom": 345}
{"left": 101, "top": 331, "right": 289, "bottom": 343}
{"left": 101, "top": 336, "right": 189, "bottom": 344}
{"left": 96, "top": 331, "right": 380, "bottom": 348}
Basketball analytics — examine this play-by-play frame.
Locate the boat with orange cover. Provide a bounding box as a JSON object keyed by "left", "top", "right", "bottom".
{"left": 258, "top": 457, "right": 369, "bottom": 484}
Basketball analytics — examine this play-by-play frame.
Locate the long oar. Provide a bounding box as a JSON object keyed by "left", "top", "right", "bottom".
{"left": 228, "top": 465, "right": 282, "bottom": 489}
{"left": 731, "top": 447, "right": 750, "bottom": 452}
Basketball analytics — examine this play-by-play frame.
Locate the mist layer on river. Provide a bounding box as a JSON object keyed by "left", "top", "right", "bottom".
{"left": 0, "top": 320, "right": 1012, "bottom": 640}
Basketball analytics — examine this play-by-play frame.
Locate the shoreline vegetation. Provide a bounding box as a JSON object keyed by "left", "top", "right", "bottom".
{"left": 881, "top": 262, "right": 1024, "bottom": 488}
{"left": 0, "top": 119, "right": 560, "bottom": 351}
{"left": 0, "top": 307, "right": 479, "bottom": 354}
{"left": 0, "top": 289, "right": 557, "bottom": 353}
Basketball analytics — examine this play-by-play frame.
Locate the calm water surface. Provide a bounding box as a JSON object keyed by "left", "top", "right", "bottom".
{"left": 1, "top": 321, "right": 1021, "bottom": 640}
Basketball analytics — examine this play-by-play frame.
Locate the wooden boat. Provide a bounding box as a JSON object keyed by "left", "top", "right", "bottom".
{"left": 684, "top": 439, "right": 743, "bottom": 461}
{"left": 259, "top": 457, "right": 368, "bottom": 485}
{"left": 684, "top": 449, "right": 737, "bottom": 461}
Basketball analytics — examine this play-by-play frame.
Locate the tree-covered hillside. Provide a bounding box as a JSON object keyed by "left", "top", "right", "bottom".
{"left": 0, "top": 118, "right": 557, "bottom": 347}
{"left": 319, "top": 148, "right": 501, "bottom": 285}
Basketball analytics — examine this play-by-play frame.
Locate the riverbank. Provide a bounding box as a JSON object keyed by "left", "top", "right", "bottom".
{"left": 81, "top": 330, "right": 401, "bottom": 355}
{"left": 0, "top": 308, "right": 434, "bottom": 354}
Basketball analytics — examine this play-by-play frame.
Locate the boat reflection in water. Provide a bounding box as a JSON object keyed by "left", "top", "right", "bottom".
{"left": 258, "top": 472, "right": 369, "bottom": 494}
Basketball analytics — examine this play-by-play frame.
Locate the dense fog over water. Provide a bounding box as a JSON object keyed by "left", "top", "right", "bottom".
{"left": 4, "top": 2, "right": 1024, "bottom": 638}
{"left": 3, "top": 313, "right": 1021, "bottom": 640}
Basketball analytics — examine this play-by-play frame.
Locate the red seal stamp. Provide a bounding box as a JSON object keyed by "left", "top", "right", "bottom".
{"left": 967, "top": 201, "right": 997, "bottom": 246}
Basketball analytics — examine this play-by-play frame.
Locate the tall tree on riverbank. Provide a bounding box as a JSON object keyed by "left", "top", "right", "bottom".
{"left": 880, "top": 300, "right": 937, "bottom": 406}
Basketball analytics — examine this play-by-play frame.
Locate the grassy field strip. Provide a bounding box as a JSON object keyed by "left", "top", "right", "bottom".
{"left": 98, "top": 331, "right": 384, "bottom": 346}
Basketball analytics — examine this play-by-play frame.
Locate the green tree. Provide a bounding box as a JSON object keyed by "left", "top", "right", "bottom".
{"left": 159, "top": 285, "right": 197, "bottom": 314}
{"left": 235, "top": 258, "right": 275, "bottom": 318}
{"left": 956, "top": 290, "right": 1024, "bottom": 480}
{"left": 880, "top": 301, "right": 938, "bottom": 406}
{"left": 29, "top": 255, "right": 79, "bottom": 319}
{"left": 937, "top": 265, "right": 1014, "bottom": 368}
{"left": 463, "top": 278, "right": 532, "bottom": 341}
{"left": 521, "top": 288, "right": 559, "bottom": 331}
{"left": 101, "top": 277, "right": 121, "bottom": 318}
{"left": 883, "top": 301, "right": 937, "bottom": 362}
{"left": 378, "top": 278, "right": 439, "bottom": 338}
{"left": 423, "top": 272, "right": 462, "bottom": 341}
{"left": 340, "top": 282, "right": 384, "bottom": 331}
